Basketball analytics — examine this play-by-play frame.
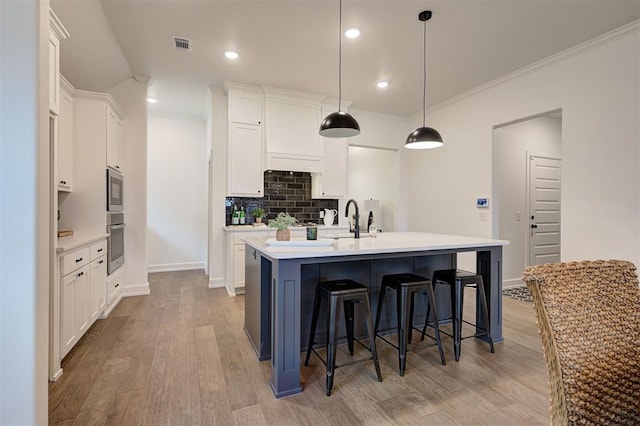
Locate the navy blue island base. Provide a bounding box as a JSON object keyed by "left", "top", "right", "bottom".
{"left": 243, "top": 232, "right": 508, "bottom": 398}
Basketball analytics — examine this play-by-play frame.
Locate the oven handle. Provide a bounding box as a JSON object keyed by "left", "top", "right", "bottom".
{"left": 108, "top": 224, "right": 125, "bottom": 230}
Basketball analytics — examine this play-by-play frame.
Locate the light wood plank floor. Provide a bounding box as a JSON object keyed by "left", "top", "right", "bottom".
{"left": 49, "top": 270, "right": 550, "bottom": 425}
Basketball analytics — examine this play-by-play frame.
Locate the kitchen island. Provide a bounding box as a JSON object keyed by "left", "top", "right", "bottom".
{"left": 243, "top": 232, "right": 508, "bottom": 398}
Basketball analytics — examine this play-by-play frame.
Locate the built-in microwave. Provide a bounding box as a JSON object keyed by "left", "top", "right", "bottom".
{"left": 107, "top": 168, "right": 123, "bottom": 212}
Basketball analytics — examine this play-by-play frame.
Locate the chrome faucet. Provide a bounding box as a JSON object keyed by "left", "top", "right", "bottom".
{"left": 345, "top": 199, "right": 360, "bottom": 239}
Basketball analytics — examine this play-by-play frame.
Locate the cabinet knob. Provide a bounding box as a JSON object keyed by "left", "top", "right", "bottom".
{"left": 258, "top": 121, "right": 261, "bottom": 125}
{"left": 116, "top": 165, "right": 120, "bottom": 169}
{"left": 75, "top": 257, "right": 83, "bottom": 263}
{"left": 77, "top": 271, "right": 84, "bottom": 277}
{"left": 97, "top": 248, "right": 103, "bottom": 252}
{"left": 99, "top": 260, "right": 104, "bottom": 264}
{"left": 115, "top": 283, "right": 119, "bottom": 288}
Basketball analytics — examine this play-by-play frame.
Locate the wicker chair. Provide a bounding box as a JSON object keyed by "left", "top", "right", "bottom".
{"left": 522, "top": 260, "right": 640, "bottom": 425}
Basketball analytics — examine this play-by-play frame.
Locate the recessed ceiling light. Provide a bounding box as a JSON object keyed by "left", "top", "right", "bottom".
{"left": 147, "top": 97, "right": 158, "bottom": 103}
{"left": 225, "top": 50, "right": 239, "bottom": 60}
{"left": 345, "top": 28, "right": 360, "bottom": 39}
{"left": 377, "top": 81, "right": 389, "bottom": 89}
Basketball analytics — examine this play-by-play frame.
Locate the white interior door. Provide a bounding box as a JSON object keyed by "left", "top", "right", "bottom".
{"left": 528, "top": 155, "right": 561, "bottom": 266}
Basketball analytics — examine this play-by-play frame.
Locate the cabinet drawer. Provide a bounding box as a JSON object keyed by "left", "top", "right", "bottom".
{"left": 61, "top": 247, "right": 91, "bottom": 276}
{"left": 90, "top": 240, "right": 107, "bottom": 260}
{"left": 107, "top": 269, "right": 123, "bottom": 305}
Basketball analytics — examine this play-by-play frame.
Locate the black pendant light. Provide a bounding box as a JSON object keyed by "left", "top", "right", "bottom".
{"left": 405, "top": 10, "right": 443, "bottom": 150}
{"left": 319, "top": 0, "right": 360, "bottom": 138}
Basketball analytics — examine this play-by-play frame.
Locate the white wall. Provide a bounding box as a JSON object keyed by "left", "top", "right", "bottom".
{"left": 348, "top": 146, "right": 399, "bottom": 233}
{"left": 108, "top": 78, "right": 150, "bottom": 295}
{"left": 493, "top": 116, "right": 562, "bottom": 286}
{"left": 338, "top": 109, "right": 408, "bottom": 226}
{"left": 0, "top": 0, "right": 49, "bottom": 423}
{"left": 400, "top": 24, "right": 640, "bottom": 267}
{"left": 147, "top": 113, "right": 207, "bottom": 272}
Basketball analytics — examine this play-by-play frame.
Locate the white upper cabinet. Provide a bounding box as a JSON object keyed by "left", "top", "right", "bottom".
{"left": 228, "top": 123, "right": 264, "bottom": 196}
{"left": 48, "top": 10, "right": 69, "bottom": 114}
{"left": 263, "top": 87, "right": 324, "bottom": 173}
{"left": 106, "top": 106, "right": 124, "bottom": 172}
{"left": 57, "top": 78, "right": 74, "bottom": 192}
{"left": 312, "top": 102, "right": 349, "bottom": 199}
{"left": 229, "top": 90, "right": 263, "bottom": 125}
{"left": 225, "top": 83, "right": 264, "bottom": 197}
{"left": 312, "top": 138, "right": 348, "bottom": 199}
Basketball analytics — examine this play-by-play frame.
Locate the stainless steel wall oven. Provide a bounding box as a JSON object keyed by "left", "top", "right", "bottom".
{"left": 107, "top": 212, "right": 124, "bottom": 274}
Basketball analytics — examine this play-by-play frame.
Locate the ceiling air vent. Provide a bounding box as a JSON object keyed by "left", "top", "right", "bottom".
{"left": 172, "top": 36, "right": 192, "bottom": 52}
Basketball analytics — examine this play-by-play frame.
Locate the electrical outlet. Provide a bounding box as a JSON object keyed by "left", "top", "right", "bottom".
{"left": 319, "top": 210, "right": 324, "bottom": 218}
{"left": 516, "top": 211, "right": 521, "bottom": 221}
{"left": 479, "top": 212, "right": 489, "bottom": 221}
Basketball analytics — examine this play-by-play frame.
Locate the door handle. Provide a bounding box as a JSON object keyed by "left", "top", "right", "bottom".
{"left": 531, "top": 224, "right": 538, "bottom": 229}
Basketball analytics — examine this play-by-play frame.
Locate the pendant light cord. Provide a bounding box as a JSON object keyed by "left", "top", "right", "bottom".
{"left": 338, "top": 0, "right": 343, "bottom": 112}
{"left": 422, "top": 18, "right": 427, "bottom": 128}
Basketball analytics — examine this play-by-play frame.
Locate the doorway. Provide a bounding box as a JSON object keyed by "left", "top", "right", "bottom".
{"left": 492, "top": 112, "right": 562, "bottom": 287}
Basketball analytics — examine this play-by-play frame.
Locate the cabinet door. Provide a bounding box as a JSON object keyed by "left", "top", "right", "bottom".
{"left": 89, "top": 256, "right": 107, "bottom": 323}
{"left": 57, "top": 87, "right": 73, "bottom": 191}
{"left": 106, "top": 108, "right": 123, "bottom": 171}
{"left": 265, "top": 98, "right": 322, "bottom": 157}
{"left": 75, "top": 267, "right": 90, "bottom": 336}
{"left": 48, "top": 29, "right": 60, "bottom": 114}
{"left": 233, "top": 244, "right": 246, "bottom": 289}
{"left": 312, "top": 138, "right": 348, "bottom": 199}
{"left": 61, "top": 272, "right": 77, "bottom": 358}
{"left": 228, "top": 123, "right": 263, "bottom": 197}
{"left": 229, "top": 91, "right": 262, "bottom": 125}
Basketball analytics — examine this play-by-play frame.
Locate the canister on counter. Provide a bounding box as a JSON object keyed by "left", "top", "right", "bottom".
{"left": 306, "top": 226, "right": 318, "bottom": 240}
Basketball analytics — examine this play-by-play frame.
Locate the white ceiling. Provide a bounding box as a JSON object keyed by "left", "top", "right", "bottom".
{"left": 52, "top": 0, "right": 640, "bottom": 118}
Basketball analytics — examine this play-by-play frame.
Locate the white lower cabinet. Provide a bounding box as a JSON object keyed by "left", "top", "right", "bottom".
{"left": 61, "top": 265, "right": 87, "bottom": 357}
{"left": 59, "top": 238, "right": 107, "bottom": 359}
{"left": 224, "top": 227, "right": 350, "bottom": 296}
{"left": 233, "top": 244, "right": 246, "bottom": 290}
{"left": 226, "top": 231, "right": 269, "bottom": 295}
{"left": 107, "top": 267, "right": 124, "bottom": 308}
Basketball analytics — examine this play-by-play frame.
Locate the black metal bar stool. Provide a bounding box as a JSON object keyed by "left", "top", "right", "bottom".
{"left": 422, "top": 269, "right": 495, "bottom": 362}
{"left": 304, "top": 279, "right": 383, "bottom": 396}
{"left": 374, "top": 273, "right": 446, "bottom": 376}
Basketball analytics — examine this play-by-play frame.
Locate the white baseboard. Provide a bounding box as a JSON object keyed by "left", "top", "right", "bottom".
{"left": 147, "top": 261, "right": 205, "bottom": 273}
{"left": 209, "top": 277, "right": 225, "bottom": 289}
{"left": 123, "top": 282, "right": 150, "bottom": 297}
{"left": 503, "top": 277, "right": 524, "bottom": 288}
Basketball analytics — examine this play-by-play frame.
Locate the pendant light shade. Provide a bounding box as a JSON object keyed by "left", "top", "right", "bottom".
{"left": 320, "top": 111, "right": 360, "bottom": 137}
{"left": 319, "top": 0, "right": 360, "bottom": 138}
{"left": 405, "top": 10, "right": 442, "bottom": 150}
{"left": 405, "top": 126, "right": 443, "bottom": 149}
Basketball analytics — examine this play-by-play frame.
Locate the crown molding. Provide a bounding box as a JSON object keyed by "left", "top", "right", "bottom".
{"left": 429, "top": 20, "right": 640, "bottom": 114}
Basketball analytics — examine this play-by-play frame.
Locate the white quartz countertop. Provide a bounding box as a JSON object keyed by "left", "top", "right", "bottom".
{"left": 224, "top": 224, "right": 349, "bottom": 232}
{"left": 56, "top": 232, "right": 109, "bottom": 253}
{"left": 244, "top": 231, "right": 509, "bottom": 260}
